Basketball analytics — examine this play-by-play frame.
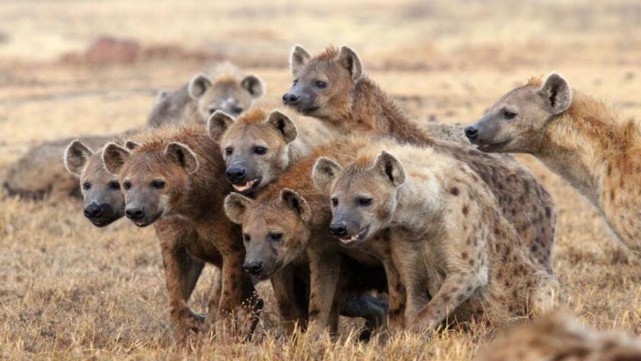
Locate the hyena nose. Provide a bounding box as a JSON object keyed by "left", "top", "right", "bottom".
{"left": 282, "top": 93, "right": 300, "bottom": 105}
{"left": 464, "top": 125, "right": 479, "bottom": 140}
{"left": 225, "top": 167, "right": 246, "bottom": 182}
{"left": 84, "top": 203, "right": 104, "bottom": 218}
{"left": 243, "top": 261, "right": 263, "bottom": 274}
{"left": 329, "top": 222, "right": 348, "bottom": 237}
{"left": 125, "top": 207, "right": 145, "bottom": 220}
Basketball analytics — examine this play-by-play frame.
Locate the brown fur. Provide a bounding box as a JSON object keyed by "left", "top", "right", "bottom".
{"left": 224, "top": 138, "right": 395, "bottom": 337}
{"left": 284, "top": 45, "right": 557, "bottom": 272}
{"left": 314, "top": 140, "right": 556, "bottom": 332}
{"left": 468, "top": 73, "right": 641, "bottom": 254}
{"left": 102, "top": 125, "right": 260, "bottom": 343}
{"left": 475, "top": 311, "right": 641, "bottom": 361}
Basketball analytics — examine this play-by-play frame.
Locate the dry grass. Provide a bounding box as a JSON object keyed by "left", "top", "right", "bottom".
{"left": 2, "top": 0, "right": 641, "bottom": 360}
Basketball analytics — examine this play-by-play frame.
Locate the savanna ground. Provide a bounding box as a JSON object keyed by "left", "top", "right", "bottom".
{"left": 1, "top": 1, "right": 641, "bottom": 360}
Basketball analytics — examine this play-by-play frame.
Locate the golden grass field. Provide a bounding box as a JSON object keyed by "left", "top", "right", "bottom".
{"left": 2, "top": 0, "right": 641, "bottom": 359}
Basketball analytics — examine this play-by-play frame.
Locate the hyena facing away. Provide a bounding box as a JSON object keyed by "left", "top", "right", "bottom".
{"left": 208, "top": 107, "right": 336, "bottom": 195}
{"left": 148, "top": 62, "right": 265, "bottom": 127}
{"left": 102, "top": 126, "right": 261, "bottom": 343}
{"left": 313, "top": 140, "right": 556, "bottom": 332}
{"left": 466, "top": 73, "right": 641, "bottom": 255}
{"left": 282, "top": 45, "right": 557, "bottom": 273}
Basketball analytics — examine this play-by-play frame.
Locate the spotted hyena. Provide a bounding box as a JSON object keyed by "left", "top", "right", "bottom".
{"left": 208, "top": 107, "right": 336, "bottom": 195}
{"left": 466, "top": 73, "right": 641, "bottom": 255}
{"left": 149, "top": 62, "right": 264, "bottom": 127}
{"left": 313, "top": 139, "right": 556, "bottom": 332}
{"left": 102, "top": 125, "right": 260, "bottom": 343}
{"left": 282, "top": 45, "right": 557, "bottom": 273}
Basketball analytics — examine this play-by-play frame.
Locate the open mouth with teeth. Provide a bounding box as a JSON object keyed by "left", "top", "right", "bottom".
{"left": 475, "top": 139, "right": 511, "bottom": 152}
{"left": 231, "top": 177, "right": 262, "bottom": 194}
{"left": 338, "top": 227, "right": 369, "bottom": 247}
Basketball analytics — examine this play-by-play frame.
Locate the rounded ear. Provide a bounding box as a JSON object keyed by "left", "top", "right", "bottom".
{"left": 125, "top": 140, "right": 141, "bottom": 151}
{"left": 102, "top": 142, "right": 131, "bottom": 175}
{"left": 164, "top": 142, "right": 199, "bottom": 175}
{"left": 240, "top": 75, "right": 265, "bottom": 98}
{"left": 224, "top": 193, "right": 254, "bottom": 224}
{"left": 281, "top": 188, "right": 311, "bottom": 223}
{"left": 538, "top": 72, "right": 572, "bottom": 115}
{"left": 312, "top": 157, "right": 343, "bottom": 194}
{"left": 266, "top": 110, "right": 297, "bottom": 144}
{"left": 188, "top": 74, "right": 212, "bottom": 100}
{"left": 372, "top": 151, "right": 405, "bottom": 187}
{"left": 290, "top": 44, "right": 311, "bottom": 77}
{"left": 64, "top": 140, "right": 94, "bottom": 177}
{"left": 207, "top": 110, "right": 235, "bottom": 141}
{"left": 155, "top": 90, "right": 169, "bottom": 104}
{"left": 337, "top": 46, "right": 363, "bottom": 82}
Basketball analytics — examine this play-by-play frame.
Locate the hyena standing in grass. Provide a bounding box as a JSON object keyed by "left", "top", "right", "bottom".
{"left": 102, "top": 126, "right": 260, "bottom": 343}
{"left": 466, "top": 73, "right": 641, "bottom": 255}
{"left": 149, "top": 62, "right": 265, "bottom": 127}
{"left": 282, "top": 45, "right": 557, "bottom": 273}
{"left": 208, "top": 107, "right": 337, "bottom": 194}
{"left": 313, "top": 140, "right": 556, "bottom": 332}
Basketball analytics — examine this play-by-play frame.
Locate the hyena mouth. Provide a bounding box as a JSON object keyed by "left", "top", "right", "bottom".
{"left": 232, "top": 177, "right": 262, "bottom": 194}
{"left": 339, "top": 227, "right": 369, "bottom": 247}
{"left": 132, "top": 211, "right": 163, "bottom": 228}
{"left": 476, "top": 139, "right": 511, "bottom": 152}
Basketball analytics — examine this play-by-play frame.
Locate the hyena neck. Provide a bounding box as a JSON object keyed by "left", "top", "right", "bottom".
{"left": 538, "top": 97, "right": 626, "bottom": 207}
{"left": 337, "top": 77, "right": 435, "bottom": 146}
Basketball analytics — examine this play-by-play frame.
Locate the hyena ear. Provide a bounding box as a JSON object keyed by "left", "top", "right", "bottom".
{"left": 372, "top": 151, "right": 406, "bottom": 187}
{"left": 224, "top": 193, "right": 254, "bottom": 224}
{"left": 290, "top": 45, "right": 311, "bottom": 77}
{"left": 538, "top": 72, "right": 572, "bottom": 115}
{"left": 165, "top": 142, "right": 199, "bottom": 175}
{"left": 64, "top": 140, "right": 94, "bottom": 177}
{"left": 102, "top": 142, "right": 131, "bottom": 175}
{"left": 155, "top": 90, "right": 169, "bottom": 105}
{"left": 125, "top": 140, "right": 141, "bottom": 151}
{"left": 266, "top": 110, "right": 297, "bottom": 144}
{"left": 312, "top": 157, "right": 343, "bottom": 194}
{"left": 207, "top": 110, "right": 235, "bottom": 141}
{"left": 240, "top": 75, "right": 265, "bottom": 98}
{"left": 281, "top": 188, "right": 311, "bottom": 223}
{"left": 188, "top": 73, "right": 212, "bottom": 100}
{"left": 337, "top": 46, "right": 363, "bottom": 82}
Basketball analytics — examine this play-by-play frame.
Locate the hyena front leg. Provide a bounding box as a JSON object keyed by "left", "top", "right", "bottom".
{"left": 306, "top": 249, "right": 342, "bottom": 337}
{"left": 271, "top": 266, "right": 308, "bottom": 335}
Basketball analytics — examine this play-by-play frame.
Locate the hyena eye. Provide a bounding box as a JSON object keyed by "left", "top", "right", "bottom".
{"left": 503, "top": 110, "right": 517, "bottom": 119}
{"left": 269, "top": 233, "right": 283, "bottom": 242}
{"left": 331, "top": 198, "right": 338, "bottom": 207}
{"left": 151, "top": 180, "right": 166, "bottom": 190}
{"left": 209, "top": 107, "right": 218, "bottom": 115}
{"left": 292, "top": 79, "right": 298, "bottom": 85}
{"left": 108, "top": 181, "right": 120, "bottom": 190}
{"left": 243, "top": 233, "right": 251, "bottom": 242}
{"left": 82, "top": 182, "right": 91, "bottom": 191}
{"left": 253, "top": 146, "right": 267, "bottom": 155}
{"left": 231, "top": 106, "right": 243, "bottom": 114}
{"left": 122, "top": 181, "right": 132, "bottom": 191}
{"left": 225, "top": 147, "right": 233, "bottom": 156}
{"left": 314, "top": 80, "right": 327, "bottom": 89}
{"left": 356, "top": 197, "right": 373, "bottom": 207}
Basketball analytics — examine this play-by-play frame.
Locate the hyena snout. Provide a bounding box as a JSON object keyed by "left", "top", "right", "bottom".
{"left": 464, "top": 125, "right": 479, "bottom": 141}
{"left": 84, "top": 202, "right": 105, "bottom": 218}
{"left": 225, "top": 166, "right": 246, "bottom": 183}
{"left": 125, "top": 206, "right": 145, "bottom": 221}
{"left": 282, "top": 92, "right": 300, "bottom": 105}
{"left": 242, "top": 260, "right": 263, "bottom": 275}
{"left": 329, "top": 222, "right": 348, "bottom": 237}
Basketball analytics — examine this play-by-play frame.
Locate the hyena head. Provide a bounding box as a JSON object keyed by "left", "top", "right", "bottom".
{"left": 64, "top": 140, "right": 125, "bottom": 227}
{"left": 312, "top": 152, "right": 405, "bottom": 248}
{"left": 465, "top": 73, "right": 572, "bottom": 153}
{"left": 102, "top": 141, "right": 199, "bottom": 227}
{"left": 188, "top": 72, "right": 264, "bottom": 120}
{"left": 209, "top": 108, "right": 298, "bottom": 195}
{"left": 224, "top": 189, "right": 312, "bottom": 280}
{"left": 282, "top": 45, "right": 363, "bottom": 121}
